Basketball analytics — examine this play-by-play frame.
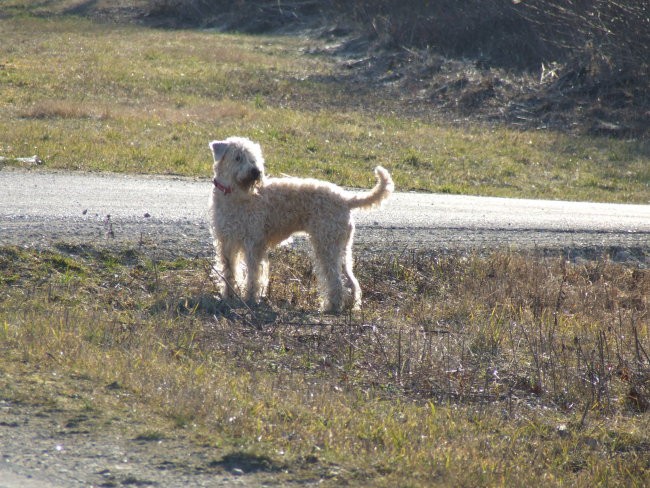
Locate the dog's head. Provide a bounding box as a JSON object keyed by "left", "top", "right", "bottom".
{"left": 209, "top": 137, "right": 265, "bottom": 193}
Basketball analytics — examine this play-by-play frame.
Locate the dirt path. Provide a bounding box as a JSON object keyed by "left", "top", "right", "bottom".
{"left": 0, "top": 397, "right": 281, "bottom": 487}
{"left": 1, "top": 365, "right": 319, "bottom": 487}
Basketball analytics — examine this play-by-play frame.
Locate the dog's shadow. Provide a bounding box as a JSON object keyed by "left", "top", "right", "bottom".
{"left": 151, "top": 294, "right": 339, "bottom": 328}
{"left": 151, "top": 294, "right": 281, "bottom": 326}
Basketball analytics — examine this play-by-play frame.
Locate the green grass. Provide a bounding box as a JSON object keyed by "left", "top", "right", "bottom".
{"left": 1, "top": 244, "right": 648, "bottom": 486}
{"left": 0, "top": 6, "right": 648, "bottom": 202}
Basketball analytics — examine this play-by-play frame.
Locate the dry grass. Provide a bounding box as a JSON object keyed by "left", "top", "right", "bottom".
{"left": 1, "top": 244, "right": 648, "bottom": 486}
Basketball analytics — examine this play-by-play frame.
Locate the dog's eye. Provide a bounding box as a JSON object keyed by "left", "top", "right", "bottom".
{"left": 235, "top": 154, "right": 241, "bottom": 162}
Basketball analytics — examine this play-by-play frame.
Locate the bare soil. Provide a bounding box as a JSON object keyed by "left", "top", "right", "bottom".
{"left": 1, "top": 365, "right": 317, "bottom": 487}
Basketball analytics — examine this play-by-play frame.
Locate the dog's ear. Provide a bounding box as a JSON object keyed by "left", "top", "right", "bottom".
{"left": 209, "top": 140, "right": 229, "bottom": 162}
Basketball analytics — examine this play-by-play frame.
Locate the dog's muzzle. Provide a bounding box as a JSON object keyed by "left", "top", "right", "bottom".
{"left": 240, "top": 167, "right": 262, "bottom": 187}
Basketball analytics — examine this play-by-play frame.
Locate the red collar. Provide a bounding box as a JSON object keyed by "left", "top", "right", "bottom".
{"left": 213, "top": 178, "right": 232, "bottom": 194}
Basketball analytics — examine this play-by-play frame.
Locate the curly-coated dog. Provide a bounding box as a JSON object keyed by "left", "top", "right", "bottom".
{"left": 208, "top": 136, "right": 393, "bottom": 312}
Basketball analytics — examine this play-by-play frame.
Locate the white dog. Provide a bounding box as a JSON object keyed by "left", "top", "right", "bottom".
{"left": 208, "top": 136, "right": 393, "bottom": 312}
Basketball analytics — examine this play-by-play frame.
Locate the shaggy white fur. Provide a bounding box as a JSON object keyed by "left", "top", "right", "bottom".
{"left": 208, "top": 136, "right": 393, "bottom": 312}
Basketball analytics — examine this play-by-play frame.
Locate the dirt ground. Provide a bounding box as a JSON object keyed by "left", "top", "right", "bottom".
{"left": 1, "top": 366, "right": 324, "bottom": 487}
{"left": 1, "top": 399, "right": 255, "bottom": 487}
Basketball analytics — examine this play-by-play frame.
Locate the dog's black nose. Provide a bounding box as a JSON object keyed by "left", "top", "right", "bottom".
{"left": 250, "top": 167, "right": 261, "bottom": 180}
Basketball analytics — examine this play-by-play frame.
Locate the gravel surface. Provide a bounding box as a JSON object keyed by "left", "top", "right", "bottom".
{"left": 1, "top": 167, "right": 649, "bottom": 263}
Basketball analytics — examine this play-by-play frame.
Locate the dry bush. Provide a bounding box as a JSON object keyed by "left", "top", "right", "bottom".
{"left": 146, "top": 1, "right": 648, "bottom": 73}
{"left": 145, "top": 0, "right": 327, "bottom": 29}
{"left": 517, "top": 1, "right": 649, "bottom": 73}
{"left": 335, "top": 1, "right": 649, "bottom": 73}
{"left": 143, "top": 1, "right": 648, "bottom": 134}
{"left": 336, "top": 0, "right": 544, "bottom": 69}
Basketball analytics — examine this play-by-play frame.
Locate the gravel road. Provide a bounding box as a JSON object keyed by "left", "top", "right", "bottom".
{"left": 1, "top": 167, "right": 649, "bottom": 263}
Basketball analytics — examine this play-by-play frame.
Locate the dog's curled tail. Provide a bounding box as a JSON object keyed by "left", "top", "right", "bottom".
{"left": 346, "top": 166, "right": 394, "bottom": 210}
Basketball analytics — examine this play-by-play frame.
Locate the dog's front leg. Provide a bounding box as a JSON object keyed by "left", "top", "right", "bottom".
{"left": 243, "top": 242, "right": 265, "bottom": 304}
{"left": 219, "top": 241, "right": 239, "bottom": 301}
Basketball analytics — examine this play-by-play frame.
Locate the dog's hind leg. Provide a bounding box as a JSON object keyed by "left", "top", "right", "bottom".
{"left": 312, "top": 240, "right": 346, "bottom": 313}
{"left": 342, "top": 223, "right": 361, "bottom": 310}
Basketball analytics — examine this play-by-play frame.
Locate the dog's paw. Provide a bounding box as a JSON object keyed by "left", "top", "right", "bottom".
{"left": 340, "top": 289, "right": 361, "bottom": 312}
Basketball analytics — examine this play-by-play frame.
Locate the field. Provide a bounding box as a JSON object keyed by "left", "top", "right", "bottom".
{"left": 1, "top": 1, "right": 649, "bottom": 486}
{"left": 0, "top": 2, "right": 648, "bottom": 202}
